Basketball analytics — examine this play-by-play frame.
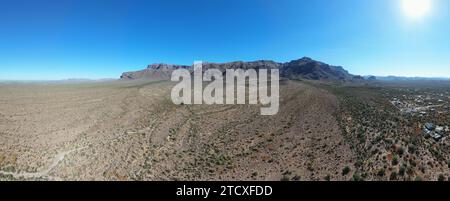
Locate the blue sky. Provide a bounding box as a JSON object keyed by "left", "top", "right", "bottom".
{"left": 1, "top": 0, "right": 449, "bottom": 80}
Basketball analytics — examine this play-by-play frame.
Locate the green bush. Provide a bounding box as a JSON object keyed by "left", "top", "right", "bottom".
{"left": 392, "top": 155, "right": 399, "bottom": 166}
{"left": 342, "top": 166, "right": 351, "bottom": 176}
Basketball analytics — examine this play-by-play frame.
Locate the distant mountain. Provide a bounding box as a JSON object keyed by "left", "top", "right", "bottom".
{"left": 0, "top": 78, "right": 116, "bottom": 84}
{"left": 374, "top": 76, "right": 450, "bottom": 81}
{"left": 280, "top": 57, "right": 354, "bottom": 80}
{"left": 120, "top": 57, "right": 358, "bottom": 81}
{"left": 120, "top": 64, "right": 190, "bottom": 80}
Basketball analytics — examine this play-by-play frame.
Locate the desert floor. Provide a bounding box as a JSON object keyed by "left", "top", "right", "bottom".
{"left": 0, "top": 80, "right": 355, "bottom": 181}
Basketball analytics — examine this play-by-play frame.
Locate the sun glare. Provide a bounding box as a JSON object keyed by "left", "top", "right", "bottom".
{"left": 401, "top": 0, "right": 432, "bottom": 19}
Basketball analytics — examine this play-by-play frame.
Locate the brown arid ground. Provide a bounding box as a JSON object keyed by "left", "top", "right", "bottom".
{"left": 0, "top": 80, "right": 355, "bottom": 181}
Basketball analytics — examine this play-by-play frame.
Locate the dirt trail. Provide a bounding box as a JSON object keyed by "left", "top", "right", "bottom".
{"left": 0, "top": 146, "right": 87, "bottom": 180}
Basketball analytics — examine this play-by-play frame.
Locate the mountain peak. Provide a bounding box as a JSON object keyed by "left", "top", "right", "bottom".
{"left": 299, "top": 57, "right": 313, "bottom": 61}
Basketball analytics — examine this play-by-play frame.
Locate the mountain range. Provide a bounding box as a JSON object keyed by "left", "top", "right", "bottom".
{"left": 120, "top": 57, "right": 364, "bottom": 81}
{"left": 370, "top": 76, "right": 450, "bottom": 81}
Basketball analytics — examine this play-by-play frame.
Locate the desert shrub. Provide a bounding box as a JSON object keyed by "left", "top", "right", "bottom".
{"left": 342, "top": 166, "right": 351, "bottom": 176}
{"left": 292, "top": 175, "right": 301, "bottom": 181}
{"left": 396, "top": 146, "right": 405, "bottom": 156}
{"left": 408, "top": 144, "right": 417, "bottom": 154}
{"left": 438, "top": 174, "right": 445, "bottom": 182}
{"left": 399, "top": 165, "right": 406, "bottom": 176}
{"left": 377, "top": 168, "right": 385, "bottom": 177}
{"left": 361, "top": 172, "right": 368, "bottom": 179}
{"left": 3, "top": 166, "right": 15, "bottom": 173}
{"left": 282, "top": 170, "right": 292, "bottom": 175}
{"left": 384, "top": 138, "right": 393, "bottom": 145}
{"left": 352, "top": 173, "right": 363, "bottom": 181}
{"left": 390, "top": 171, "right": 398, "bottom": 181}
{"left": 430, "top": 148, "right": 445, "bottom": 161}
{"left": 414, "top": 176, "right": 423, "bottom": 181}
{"left": 280, "top": 175, "right": 290, "bottom": 181}
{"left": 324, "top": 175, "right": 331, "bottom": 181}
{"left": 392, "top": 155, "right": 399, "bottom": 166}
{"left": 355, "top": 159, "right": 363, "bottom": 168}
{"left": 406, "top": 166, "right": 414, "bottom": 176}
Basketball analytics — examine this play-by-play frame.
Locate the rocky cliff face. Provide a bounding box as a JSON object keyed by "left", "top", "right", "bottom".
{"left": 281, "top": 57, "right": 352, "bottom": 80}
{"left": 120, "top": 57, "right": 356, "bottom": 81}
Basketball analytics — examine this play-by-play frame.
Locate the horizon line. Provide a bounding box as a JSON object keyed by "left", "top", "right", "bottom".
{"left": 2, "top": 75, "right": 450, "bottom": 82}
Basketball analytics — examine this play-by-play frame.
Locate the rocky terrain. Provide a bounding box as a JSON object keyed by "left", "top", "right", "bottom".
{"left": 121, "top": 57, "right": 358, "bottom": 81}
{"left": 1, "top": 58, "right": 448, "bottom": 181}
{"left": 0, "top": 79, "right": 357, "bottom": 181}
{"left": 314, "top": 81, "right": 450, "bottom": 181}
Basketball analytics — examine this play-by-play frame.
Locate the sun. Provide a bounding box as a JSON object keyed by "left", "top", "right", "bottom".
{"left": 401, "top": 0, "right": 432, "bottom": 19}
